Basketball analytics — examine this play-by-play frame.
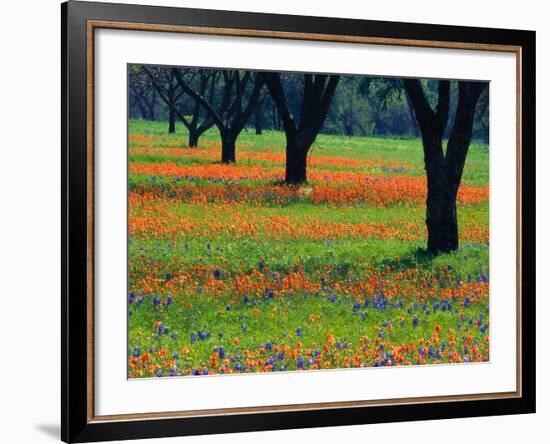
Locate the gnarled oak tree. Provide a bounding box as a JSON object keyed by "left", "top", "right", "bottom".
{"left": 404, "top": 79, "right": 487, "bottom": 253}
{"left": 143, "top": 67, "right": 217, "bottom": 147}
{"left": 262, "top": 73, "right": 340, "bottom": 184}
{"left": 173, "top": 69, "right": 264, "bottom": 163}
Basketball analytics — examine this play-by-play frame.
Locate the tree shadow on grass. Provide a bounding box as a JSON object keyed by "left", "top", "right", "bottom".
{"left": 380, "top": 247, "right": 438, "bottom": 271}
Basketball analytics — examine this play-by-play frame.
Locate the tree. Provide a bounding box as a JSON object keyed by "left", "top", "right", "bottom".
{"left": 262, "top": 72, "right": 340, "bottom": 184}
{"left": 404, "top": 79, "right": 487, "bottom": 253}
{"left": 358, "top": 77, "right": 418, "bottom": 137}
{"left": 143, "top": 67, "right": 218, "bottom": 147}
{"left": 173, "top": 69, "right": 264, "bottom": 163}
{"left": 252, "top": 93, "right": 268, "bottom": 135}
{"left": 129, "top": 66, "right": 158, "bottom": 121}
{"left": 327, "top": 76, "right": 368, "bottom": 137}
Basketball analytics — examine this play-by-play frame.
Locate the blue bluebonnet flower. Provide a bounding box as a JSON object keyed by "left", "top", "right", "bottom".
{"left": 198, "top": 330, "right": 210, "bottom": 340}
{"left": 265, "top": 342, "right": 272, "bottom": 351}
{"left": 213, "top": 269, "right": 221, "bottom": 279}
{"left": 412, "top": 316, "right": 419, "bottom": 328}
{"left": 133, "top": 347, "right": 140, "bottom": 358}
{"left": 295, "top": 327, "right": 303, "bottom": 337}
{"left": 219, "top": 347, "right": 225, "bottom": 359}
{"left": 296, "top": 356, "right": 304, "bottom": 369}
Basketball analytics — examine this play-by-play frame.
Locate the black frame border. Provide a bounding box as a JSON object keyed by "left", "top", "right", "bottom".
{"left": 62, "top": 1, "right": 536, "bottom": 442}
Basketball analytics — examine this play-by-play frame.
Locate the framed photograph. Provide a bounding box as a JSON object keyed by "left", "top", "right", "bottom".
{"left": 62, "top": 1, "right": 536, "bottom": 442}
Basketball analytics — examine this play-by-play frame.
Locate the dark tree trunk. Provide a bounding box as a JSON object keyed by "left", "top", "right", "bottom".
{"left": 405, "top": 92, "right": 420, "bottom": 137}
{"left": 254, "top": 104, "right": 262, "bottom": 135}
{"left": 168, "top": 107, "right": 176, "bottom": 133}
{"left": 135, "top": 96, "right": 148, "bottom": 120}
{"left": 146, "top": 104, "right": 155, "bottom": 121}
{"left": 188, "top": 129, "right": 199, "bottom": 148}
{"left": 426, "top": 182, "right": 459, "bottom": 253}
{"left": 271, "top": 103, "right": 279, "bottom": 130}
{"left": 285, "top": 137, "right": 308, "bottom": 184}
{"left": 221, "top": 132, "right": 237, "bottom": 163}
{"left": 424, "top": 140, "right": 459, "bottom": 253}
{"left": 404, "top": 79, "right": 486, "bottom": 254}
{"left": 148, "top": 89, "right": 157, "bottom": 121}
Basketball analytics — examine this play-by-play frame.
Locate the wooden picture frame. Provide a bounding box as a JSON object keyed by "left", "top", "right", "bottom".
{"left": 62, "top": 1, "right": 535, "bottom": 442}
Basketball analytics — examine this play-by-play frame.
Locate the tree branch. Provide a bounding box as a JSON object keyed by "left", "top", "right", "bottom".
{"left": 262, "top": 72, "right": 297, "bottom": 135}
{"left": 172, "top": 67, "right": 225, "bottom": 130}
{"left": 142, "top": 66, "right": 191, "bottom": 130}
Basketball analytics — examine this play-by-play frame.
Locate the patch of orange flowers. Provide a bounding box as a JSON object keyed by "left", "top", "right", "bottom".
{"left": 128, "top": 198, "right": 488, "bottom": 243}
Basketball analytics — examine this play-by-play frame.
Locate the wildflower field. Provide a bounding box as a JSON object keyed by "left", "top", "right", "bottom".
{"left": 127, "top": 119, "right": 490, "bottom": 378}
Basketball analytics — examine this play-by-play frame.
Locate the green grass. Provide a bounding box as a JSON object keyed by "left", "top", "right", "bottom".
{"left": 129, "top": 119, "right": 489, "bottom": 185}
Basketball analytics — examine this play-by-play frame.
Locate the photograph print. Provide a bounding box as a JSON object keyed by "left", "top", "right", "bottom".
{"left": 127, "top": 64, "right": 489, "bottom": 378}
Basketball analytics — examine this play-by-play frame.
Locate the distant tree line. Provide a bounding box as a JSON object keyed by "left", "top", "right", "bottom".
{"left": 129, "top": 64, "right": 489, "bottom": 254}
{"left": 129, "top": 66, "right": 489, "bottom": 143}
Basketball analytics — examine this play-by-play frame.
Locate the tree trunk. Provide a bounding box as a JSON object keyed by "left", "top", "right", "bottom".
{"left": 425, "top": 172, "right": 459, "bottom": 253}
{"left": 404, "top": 79, "right": 485, "bottom": 255}
{"left": 405, "top": 92, "right": 420, "bottom": 137}
{"left": 168, "top": 108, "right": 176, "bottom": 134}
{"left": 188, "top": 129, "right": 199, "bottom": 148}
{"left": 135, "top": 96, "right": 148, "bottom": 120}
{"left": 254, "top": 105, "right": 262, "bottom": 135}
{"left": 221, "top": 132, "right": 237, "bottom": 163}
{"left": 285, "top": 137, "right": 308, "bottom": 184}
